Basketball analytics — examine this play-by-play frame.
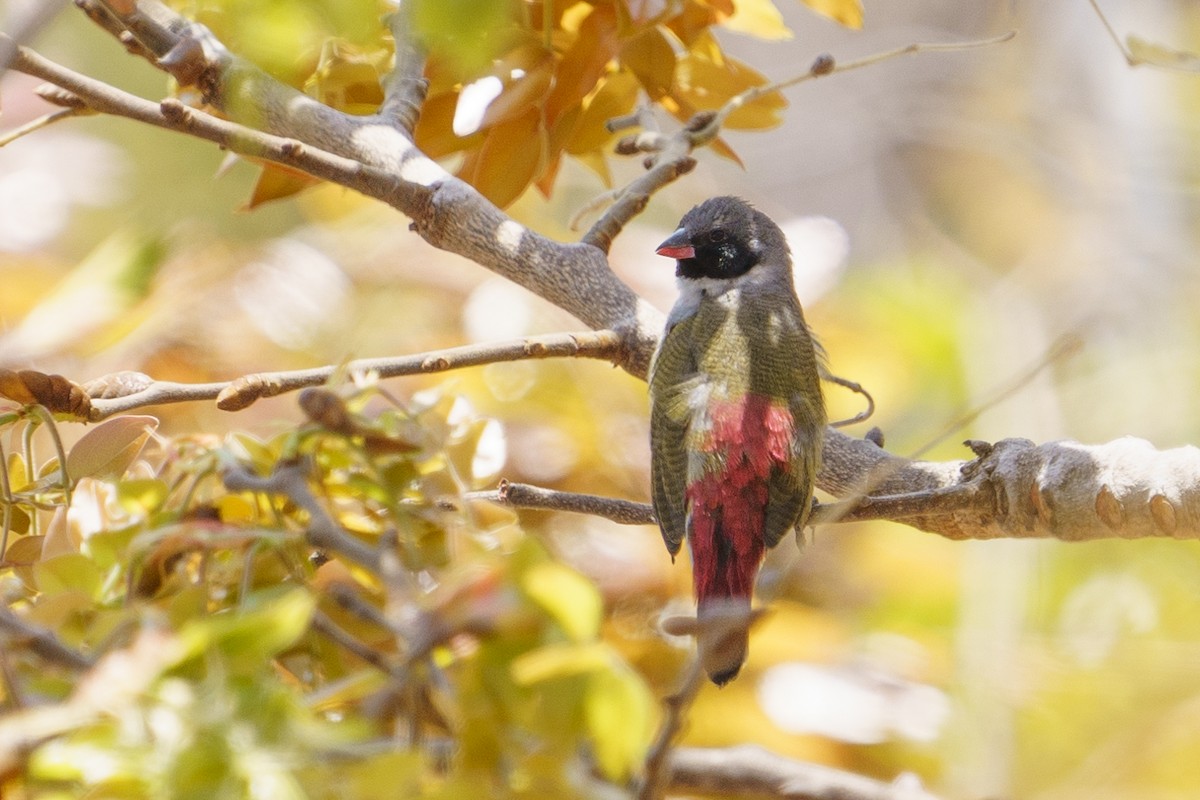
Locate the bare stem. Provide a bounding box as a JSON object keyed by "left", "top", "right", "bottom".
{"left": 638, "top": 657, "right": 704, "bottom": 800}
{"left": 666, "top": 745, "right": 944, "bottom": 800}
{"left": 587, "top": 30, "right": 1016, "bottom": 253}
{"left": 379, "top": 1, "right": 428, "bottom": 134}
{"left": 707, "top": 30, "right": 1018, "bottom": 136}
{"left": 462, "top": 480, "right": 656, "bottom": 526}
{"left": 86, "top": 331, "right": 625, "bottom": 419}
{"left": 221, "top": 458, "right": 381, "bottom": 570}
{"left": 0, "top": 608, "right": 94, "bottom": 671}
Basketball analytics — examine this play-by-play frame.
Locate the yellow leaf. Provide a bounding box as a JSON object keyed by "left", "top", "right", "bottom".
{"left": 304, "top": 39, "right": 386, "bottom": 115}
{"left": 5, "top": 535, "right": 45, "bottom": 592}
{"left": 620, "top": 26, "right": 680, "bottom": 100}
{"left": 521, "top": 561, "right": 601, "bottom": 641}
{"left": 1125, "top": 35, "right": 1200, "bottom": 72}
{"left": 585, "top": 664, "right": 654, "bottom": 780}
{"left": 511, "top": 642, "right": 610, "bottom": 684}
{"left": 800, "top": 0, "right": 863, "bottom": 29}
{"left": 566, "top": 70, "right": 641, "bottom": 155}
{"left": 722, "top": 0, "right": 792, "bottom": 40}
{"left": 34, "top": 553, "right": 104, "bottom": 599}
{"left": 673, "top": 34, "right": 787, "bottom": 130}
{"left": 115, "top": 478, "right": 168, "bottom": 515}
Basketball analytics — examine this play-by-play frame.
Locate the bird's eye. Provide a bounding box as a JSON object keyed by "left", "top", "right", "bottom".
{"left": 709, "top": 229, "right": 728, "bottom": 243}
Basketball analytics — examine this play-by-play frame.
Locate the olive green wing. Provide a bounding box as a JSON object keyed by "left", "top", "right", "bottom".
{"left": 649, "top": 320, "right": 698, "bottom": 558}
{"left": 760, "top": 323, "right": 827, "bottom": 550}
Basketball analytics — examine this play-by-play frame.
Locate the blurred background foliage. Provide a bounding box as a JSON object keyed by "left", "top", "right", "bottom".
{"left": 3, "top": 0, "right": 1200, "bottom": 798}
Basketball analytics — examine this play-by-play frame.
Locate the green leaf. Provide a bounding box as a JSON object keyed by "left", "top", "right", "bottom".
{"left": 175, "top": 586, "right": 316, "bottom": 673}
{"left": 521, "top": 561, "right": 601, "bottom": 641}
{"left": 411, "top": 0, "right": 516, "bottom": 76}
{"left": 33, "top": 552, "right": 104, "bottom": 600}
{"left": 116, "top": 478, "right": 169, "bottom": 515}
{"left": 66, "top": 415, "right": 159, "bottom": 482}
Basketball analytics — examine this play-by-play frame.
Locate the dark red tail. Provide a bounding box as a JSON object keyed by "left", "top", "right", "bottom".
{"left": 687, "top": 490, "right": 765, "bottom": 685}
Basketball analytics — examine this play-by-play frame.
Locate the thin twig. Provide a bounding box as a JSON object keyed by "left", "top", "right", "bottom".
{"left": 703, "top": 30, "right": 1018, "bottom": 136}
{"left": 0, "top": 439, "right": 13, "bottom": 561}
{"left": 221, "top": 458, "right": 381, "bottom": 570}
{"left": 311, "top": 609, "right": 400, "bottom": 675}
{"left": 379, "top": 4, "right": 428, "bottom": 135}
{"left": 0, "top": 107, "right": 92, "bottom": 148}
{"left": 0, "top": 607, "right": 95, "bottom": 671}
{"left": 28, "top": 405, "right": 71, "bottom": 506}
{"left": 821, "top": 370, "right": 875, "bottom": 429}
{"left": 90, "top": 0, "right": 194, "bottom": 63}
{"left": 84, "top": 331, "right": 625, "bottom": 419}
{"left": 584, "top": 30, "right": 1015, "bottom": 253}
{"left": 907, "top": 333, "right": 1081, "bottom": 460}
{"left": 4, "top": 37, "right": 410, "bottom": 205}
{"left": 580, "top": 136, "right": 697, "bottom": 253}
{"left": 460, "top": 480, "right": 991, "bottom": 530}
{"left": 1086, "top": 0, "right": 1129, "bottom": 63}
{"left": 462, "top": 480, "right": 656, "bottom": 525}
{"left": 638, "top": 657, "right": 704, "bottom": 800}
{"left": 666, "top": 745, "right": 944, "bottom": 800}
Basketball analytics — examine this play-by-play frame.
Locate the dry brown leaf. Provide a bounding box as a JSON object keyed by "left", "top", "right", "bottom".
{"left": 0, "top": 370, "right": 91, "bottom": 419}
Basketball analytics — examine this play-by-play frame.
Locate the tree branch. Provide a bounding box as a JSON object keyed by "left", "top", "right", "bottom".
{"left": 0, "top": 608, "right": 94, "bottom": 671}
{"left": 638, "top": 658, "right": 705, "bottom": 800}
{"left": 220, "top": 458, "right": 381, "bottom": 570}
{"left": 666, "top": 745, "right": 942, "bottom": 800}
{"left": 18, "top": 7, "right": 1197, "bottom": 549}
{"left": 462, "top": 479, "right": 656, "bottom": 526}
{"left": 378, "top": 2, "right": 427, "bottom": 135}
{"left": 82, "top": 331, "right": 625, "bottom": 418}
{"left": 461, "top": 430, "right": 1200, "bottom": 545}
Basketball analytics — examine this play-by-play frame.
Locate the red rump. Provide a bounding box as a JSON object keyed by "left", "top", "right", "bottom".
{"left": 685, "top": 393, "right": 794, "bottom": 605}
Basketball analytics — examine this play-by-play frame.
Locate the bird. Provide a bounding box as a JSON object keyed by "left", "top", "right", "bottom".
{"left": 649, "top": 196, "right": 826, "bottom": 686}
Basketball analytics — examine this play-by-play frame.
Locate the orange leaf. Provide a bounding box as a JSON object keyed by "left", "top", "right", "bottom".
{"left": 535, "top": 153, "right": 564, "bottom": 198}
{"left": 620, "top": 26, "right": 679, "bottom": 100}
{"left": 458, "top": 107, "right": 547, "bottom": 208}
{"left": 478, "top": 57, "right": 555, "bottom": 131}
{"left": 667, "top": 2, "right": 722, "bottom": 46}
{"left": 566, "top": 70, "right": 641, "bottom": 155}
{"left": 414, "top": 91, "right": 486, "bottom": 158}
{"left": 544, "top": 5, "right": 620, "bottom": 128}
{"left": 244, "top": 163, "right": 321, "bottom": 210}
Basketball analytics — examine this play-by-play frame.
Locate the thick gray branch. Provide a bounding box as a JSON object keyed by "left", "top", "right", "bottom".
{"left": 667, "top": 745, "right": 941, "bottom": 800}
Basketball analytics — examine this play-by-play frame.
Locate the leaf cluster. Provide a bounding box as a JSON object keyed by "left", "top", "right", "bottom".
{"left": 176, "top": 0, "right": 862, "bottom": 208}
{"left": 0, "top": 383, "right": 654, "bottom": 796}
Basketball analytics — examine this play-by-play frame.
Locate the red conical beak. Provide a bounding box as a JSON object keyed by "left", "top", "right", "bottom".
{"left": 656, "top": 227, "right": 695, "bottom": 260}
